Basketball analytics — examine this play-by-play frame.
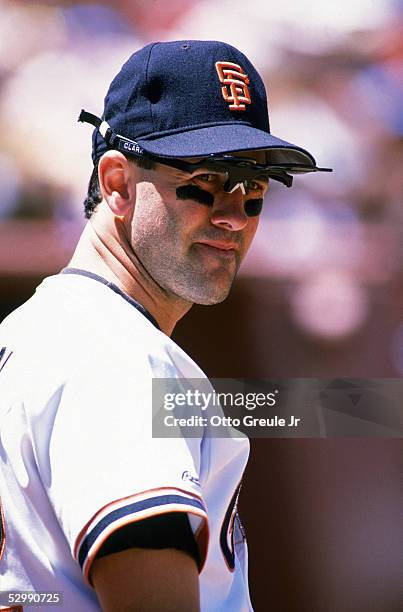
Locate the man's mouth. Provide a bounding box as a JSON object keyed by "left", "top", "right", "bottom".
{"left": 196, "top": 240, "right": 238, "bottom": 252}
{"left": 193, "top": 241, "right": 238, "bottom": 262}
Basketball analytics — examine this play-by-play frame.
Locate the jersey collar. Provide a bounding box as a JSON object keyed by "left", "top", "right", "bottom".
{"left": 60, "top": 268, "right": 160, "bottom": 330}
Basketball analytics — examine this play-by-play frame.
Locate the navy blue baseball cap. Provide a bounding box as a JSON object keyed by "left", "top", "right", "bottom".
{"left": 81, "top": 40, "right": 330, "bottom": 177}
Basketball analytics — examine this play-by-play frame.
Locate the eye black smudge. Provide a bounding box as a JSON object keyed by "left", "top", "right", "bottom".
{"left": 176, "top": 186, "right": 262, "bottom": 217}
{"left": 176, "top": 185, "right": 214, "bottom": 207}
{"left": 244, "top": 198, "right": 263, "bottom": 217}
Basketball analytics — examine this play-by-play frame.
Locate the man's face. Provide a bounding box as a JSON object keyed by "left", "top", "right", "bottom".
{"left": 128, "top": 151, "right": 268, "bottom": 305}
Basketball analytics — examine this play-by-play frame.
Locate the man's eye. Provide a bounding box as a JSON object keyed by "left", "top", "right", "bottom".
{"left": 195, "top": 173, "right": 216, "bottom": 183}
{"left": 249, "top": 180, "right": 265, "bottom": 191}
{"left": 249, "top": 179, "right": 269, "bottom": 194}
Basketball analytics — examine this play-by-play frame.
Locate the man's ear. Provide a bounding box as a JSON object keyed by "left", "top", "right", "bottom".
{"left": 98, "top": 151, "right": 136, "bottom": 216}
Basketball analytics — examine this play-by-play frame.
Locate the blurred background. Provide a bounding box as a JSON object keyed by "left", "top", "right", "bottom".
{"left": 0, "top": 0, "right": 402, "bottom": 610}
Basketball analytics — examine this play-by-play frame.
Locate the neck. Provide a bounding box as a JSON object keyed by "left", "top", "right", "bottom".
{"left": 68, "top": 206, "right": 192, "bottom": 336}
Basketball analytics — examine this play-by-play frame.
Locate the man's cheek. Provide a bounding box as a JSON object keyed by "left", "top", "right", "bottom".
{"left": 243, "top": 220, "right": 259, "bottom": 255}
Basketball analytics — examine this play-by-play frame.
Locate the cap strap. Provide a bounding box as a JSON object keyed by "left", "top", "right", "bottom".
{"left": 78, "top": 109, "right": 102, "bottom": 129}
{"left": 78, "top": 109, "right": 115, "bottom": 145}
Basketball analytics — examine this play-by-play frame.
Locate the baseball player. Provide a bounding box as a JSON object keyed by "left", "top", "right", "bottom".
{"left": 0, "top": 40, "right": 330, "bottom": 611}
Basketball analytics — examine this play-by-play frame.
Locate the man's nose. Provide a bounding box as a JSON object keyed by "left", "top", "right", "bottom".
{"left": 210, "top": 185, "right": 248, "bottom": 232}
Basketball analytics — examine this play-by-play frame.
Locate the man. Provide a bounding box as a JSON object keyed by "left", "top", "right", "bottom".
{"left": 0, "top": 41, "right": 329, "bottom": 611}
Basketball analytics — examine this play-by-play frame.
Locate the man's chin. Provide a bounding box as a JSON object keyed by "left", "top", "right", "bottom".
{"left": 190, "top": 285, "right": 232, "bottom": 306}
{"left": 168, "top": 270, "right": 237, "bottom": 305}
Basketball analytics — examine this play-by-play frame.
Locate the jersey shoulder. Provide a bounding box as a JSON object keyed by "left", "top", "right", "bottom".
{"left": 0, "top": 271, "right": 206, "bottom": 396}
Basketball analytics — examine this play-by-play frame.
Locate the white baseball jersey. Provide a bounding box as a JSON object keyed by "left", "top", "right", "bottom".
{"left": 0, "top": 269, "right": 252, "bottom": 611}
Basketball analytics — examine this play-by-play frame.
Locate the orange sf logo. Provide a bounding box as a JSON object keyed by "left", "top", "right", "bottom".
{"left": 215, "top": 61, "right": 251, "bottom": 111}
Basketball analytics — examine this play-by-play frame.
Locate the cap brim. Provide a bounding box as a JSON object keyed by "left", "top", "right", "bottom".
{"left": 136, "top": 123, "right": 318, "bottom": 168}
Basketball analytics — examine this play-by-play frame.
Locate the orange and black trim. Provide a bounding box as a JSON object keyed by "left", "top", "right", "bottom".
{"left": 220, "top": 482, "right": 243, "bottom": 572}
{"left": 0, "top": 497, "right": 6, "bottom": 562}
{"left": 74, "top": 486, "right": 209, "bottom": 583}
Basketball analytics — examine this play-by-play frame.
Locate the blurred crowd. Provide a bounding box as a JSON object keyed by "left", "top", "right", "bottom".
{"left": 1, "top": 0, "right": 403, "bottom": 364}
